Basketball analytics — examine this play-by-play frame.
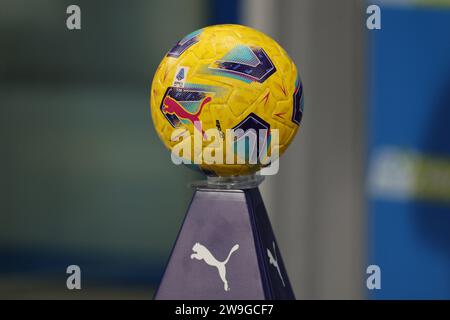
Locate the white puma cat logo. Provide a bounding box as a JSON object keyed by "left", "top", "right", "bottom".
{"left": 267, "top": 241, "right": 285, "bottom": 287}
{"left": 190, "top": 242, "right": 239, "bottom": 292}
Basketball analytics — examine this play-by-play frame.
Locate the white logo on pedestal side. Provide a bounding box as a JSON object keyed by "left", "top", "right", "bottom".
{"left": 267, "top": 241, "right": 285, "bottom": 287}
{"left": 191, "top": 242, "right": 239, "bottom": 291}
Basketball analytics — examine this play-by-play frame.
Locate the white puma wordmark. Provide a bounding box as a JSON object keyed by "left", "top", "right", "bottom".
{"left": 267, "top": 241, "right": 285, "bottom": 287}
{"left": 190, "top": 242, "right": 239, "bottom": 291}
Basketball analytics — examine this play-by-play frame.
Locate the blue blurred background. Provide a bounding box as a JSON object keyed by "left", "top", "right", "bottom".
{"left": 0, "top": 0, "right": 449, "bottom": 299}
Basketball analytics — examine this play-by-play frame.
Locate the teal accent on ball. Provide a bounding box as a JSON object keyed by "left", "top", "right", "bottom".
{"left": 206, "top": 69, "right": 253, "bottom": 83}
{"left": 180, "top": 101, "right": 201, "bottom": 113}
{"left": 220, "top": 45, "right": 259, "bottom": 66}
{"left": 184, "top": 83, "right": 220, "bottom": 93}
{"left": 181, "top": 29, "right": 203, "bottom": 43}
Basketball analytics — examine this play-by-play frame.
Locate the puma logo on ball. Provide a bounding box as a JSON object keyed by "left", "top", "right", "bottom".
{"left": 190, "top": 242, "right": 239, "bottom": 292}
{"left": 163, "top": 96, "right": 211, "bottom": 138}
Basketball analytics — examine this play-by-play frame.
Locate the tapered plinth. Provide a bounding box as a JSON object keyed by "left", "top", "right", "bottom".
{"left": 154, "top": 188, "right": 295, "bottom": 300}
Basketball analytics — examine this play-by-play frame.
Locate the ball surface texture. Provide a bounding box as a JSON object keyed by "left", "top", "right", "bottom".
{"left": 150, "top": 24, "right": 303, "bottom": 176}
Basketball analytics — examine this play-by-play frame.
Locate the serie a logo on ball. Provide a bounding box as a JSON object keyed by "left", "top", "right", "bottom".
{"left": 150, "top": 24, "right": 304, "bottom": 176}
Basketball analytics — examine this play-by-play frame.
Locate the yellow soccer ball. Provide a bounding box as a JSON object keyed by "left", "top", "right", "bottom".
{"left": 150, "top": 24, "right": 303, "bottom": 177}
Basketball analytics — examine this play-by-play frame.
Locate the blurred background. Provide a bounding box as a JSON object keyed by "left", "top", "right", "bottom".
{"left": 0, "top": 0, "right": 449, "bottom": 299}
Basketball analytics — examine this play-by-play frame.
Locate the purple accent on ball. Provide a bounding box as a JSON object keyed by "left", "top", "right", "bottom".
{"left": 167, "top": 30, "right": 202, "bottom": 58}
{"left": 232, "top": 112, "right": 270, "bottom": 132}
{"left": 292, "top": 78, "right": 303, "bottom": 125}
{"left": 232, "top": 113, "right": 271, "bottom": 162}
